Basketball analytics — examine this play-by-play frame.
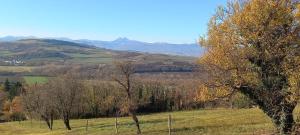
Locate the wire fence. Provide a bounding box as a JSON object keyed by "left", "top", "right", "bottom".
{"left": 14, "top": 108, "right": 300, "bottom": 135}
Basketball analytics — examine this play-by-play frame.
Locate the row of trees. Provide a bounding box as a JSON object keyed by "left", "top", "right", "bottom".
{"left": 22, "top": 76, "right": 83, "bottom": 130}
{"left": 20, "top": 61, "right": 252, "bottom": 134}
{"left": 3, "top": 79, "right": 23, "bottom": 100}
{"left": 0, "top": 79, "right": 25, "bottom": 122}
{"left": 21, "top": 62, "right": 203, "bottom": 134}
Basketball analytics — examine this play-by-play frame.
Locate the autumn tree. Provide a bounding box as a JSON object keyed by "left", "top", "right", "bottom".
{"left": 113, "top": 61, "right": 141, "bottom": 134}
{"left": 199, "top": 0, "right": 300, "bottom": 134}
{"left": 11, "top": 96, "right": 23, "bottom": 114}
{"left": 10, "top": 96, "right": 25, "bottom": 121}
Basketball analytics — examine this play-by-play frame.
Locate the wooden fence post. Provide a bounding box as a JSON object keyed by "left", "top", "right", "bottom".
{"left": 86, "top": 120, "right": 89, "bottom": 131}
{"left": 30, "top": 118, "right": 33, "bottom": 128}
{"left": 39, "top": 118, "right": 41, "bottom": 128}
{"left": 168, "top": 114, "right": 172, "bottom": 135}
{"left": 115, "top": 116, "right": 119, "bottom": 134}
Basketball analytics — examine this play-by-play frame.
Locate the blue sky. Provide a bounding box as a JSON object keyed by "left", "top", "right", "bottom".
{"left": 0, "top": 0, "right": 227, "bottom": 43}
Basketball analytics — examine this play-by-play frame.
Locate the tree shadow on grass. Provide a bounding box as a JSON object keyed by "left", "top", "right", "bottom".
{"left": 140, "top": 119, "right": 166, "bottom": 124}
{"left": 141, "top": 124, "right": 273, "bottom": 135}
{"left": 71, "top": 119, "right": 167, "bottom": 130}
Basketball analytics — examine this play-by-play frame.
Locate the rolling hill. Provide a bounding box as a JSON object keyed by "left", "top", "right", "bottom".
{"left": 0, "top": 36, "right": 204, "bottom": 57}
{"left": 0, "top": 38, "right": 199, "bottom": 76}
{"left": 75, "top": 37, "right": 204, "bottom": 57}
{"left": 0, "top": 38, "right": 196, "bottom": 64}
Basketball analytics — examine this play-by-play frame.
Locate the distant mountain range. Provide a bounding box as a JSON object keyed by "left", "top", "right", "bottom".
{"left": 0, "top": 36, "right": 204, "bottom": 57}
{"left": 0, "top": 36, "right": 37, "bottom": 42}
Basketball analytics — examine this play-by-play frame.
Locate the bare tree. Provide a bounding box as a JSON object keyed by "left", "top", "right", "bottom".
{"left": 22, "top": 84, "right": 56, "bottom": 130}
{"left": 51, "top": 74, "right": 84, "bottom": 130}
{"left": 113, "top": 61, "right": 141, "bottom": 134}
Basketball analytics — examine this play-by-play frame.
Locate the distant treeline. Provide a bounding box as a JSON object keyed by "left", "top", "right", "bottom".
{"left": 0, "top": 72, "right": 252, "bottom": 122}
{"left": 0, "top": 62, "right": 253, "bottom": 132}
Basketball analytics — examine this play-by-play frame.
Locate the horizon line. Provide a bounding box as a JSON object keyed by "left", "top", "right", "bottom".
{"left": 0, "top": 35, "right": 199, "bottom": 45}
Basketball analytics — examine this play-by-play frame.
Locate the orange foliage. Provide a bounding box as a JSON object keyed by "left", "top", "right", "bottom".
{"left": 11, "top": 96, "right": 23, "bottom": 113}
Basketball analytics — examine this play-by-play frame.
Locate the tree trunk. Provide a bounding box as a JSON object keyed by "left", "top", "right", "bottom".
{"left": 280, "top": 110, "right": 294, "bottom": 134}
{"left": 50, "top": 113, "right": 54, "bottom": 130}
{"left": 63, "top": 116, "right": 72, "bottom": 130}
{"left": 239, "top": 87, "right": 297, "bottom": 134}
{"left": 41, "top": 115, "right": 52, "bottom": 130}
{"left": 267, "top": 104, "right": 296, "bottom": 135}
{"left": 44, "top": 118, "right": 51, "bottom": 130}
{"left": 130, "top": 111, "right": 141, "bottom": 134}
{"left": 278, "top": 104, "right": 295, "bottom": 135}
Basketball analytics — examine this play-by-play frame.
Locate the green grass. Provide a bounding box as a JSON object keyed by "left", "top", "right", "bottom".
{"left": 23, "top": 76, "right": 48, "bottom": 85}
{"left": 0, "top": 108, "right": 277, "bottom": 135}
{"left": 0, "top": 50, "right": 14, "bottom": 56}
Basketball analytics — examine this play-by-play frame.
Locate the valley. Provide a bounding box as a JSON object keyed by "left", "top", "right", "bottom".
{"left": 0, "top": 38, "right": 199, "bottom": 84}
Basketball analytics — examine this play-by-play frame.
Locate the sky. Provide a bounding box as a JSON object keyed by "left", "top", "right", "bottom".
{"left": 0, "top": 0, "right": 227, "bottom": 44}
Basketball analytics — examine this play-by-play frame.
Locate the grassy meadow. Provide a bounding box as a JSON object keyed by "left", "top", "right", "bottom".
{"left": 0, "top": 108, "right": 279, "bottom": 135}
{"left": 23, "top": 76, "right": 49, "bottom": 85}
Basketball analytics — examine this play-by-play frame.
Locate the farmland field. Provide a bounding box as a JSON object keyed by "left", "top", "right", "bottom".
{"left": 0, "top": 66, "right": 34, "bottom": 73}
{"left": 23, "top": 76, "right": 49, "bottom": 85}
{"left": 0, "top": 108, "right": 285, "bottom": 135}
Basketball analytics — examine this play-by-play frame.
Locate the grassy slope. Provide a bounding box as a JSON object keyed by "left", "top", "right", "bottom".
{"left": 0, "top": 108, "right": 278, "bottom": 135}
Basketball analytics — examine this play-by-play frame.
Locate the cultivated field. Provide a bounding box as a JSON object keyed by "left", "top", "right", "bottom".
{"left": 23, "top": 76, "right": 49, "bottom": 85}
{"left": 0, "top": 66, "right": 34, "bottom": 73}
{"left": 0, "top": 108, "right": 284, "bottom": 135}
